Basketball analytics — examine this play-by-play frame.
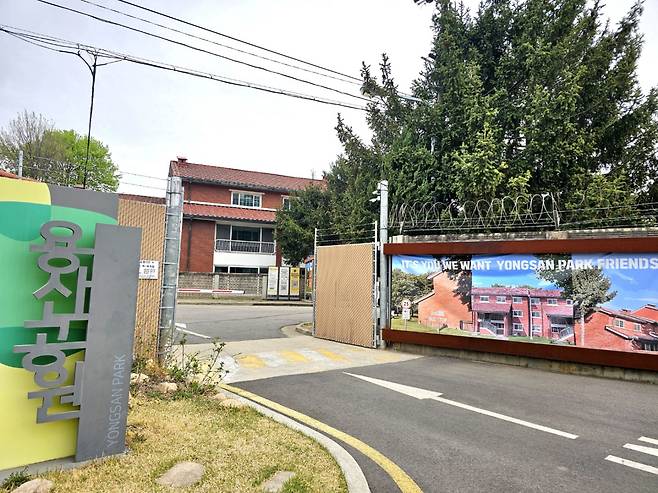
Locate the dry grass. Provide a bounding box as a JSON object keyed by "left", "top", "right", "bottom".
{"left": 42, "top": 395, "right": 347, "bottom": 493}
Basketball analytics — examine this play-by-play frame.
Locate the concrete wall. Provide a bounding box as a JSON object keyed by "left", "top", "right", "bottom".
{"left": 178, "top": 272, "right": 269, "bottom": 296}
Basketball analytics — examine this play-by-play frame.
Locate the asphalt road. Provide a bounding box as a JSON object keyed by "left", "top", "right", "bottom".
{"left": 175, "top": 304, "right": 312, "bottom": 343}
{"left": 236, "top": 356, "right": 658, "bottom": 493}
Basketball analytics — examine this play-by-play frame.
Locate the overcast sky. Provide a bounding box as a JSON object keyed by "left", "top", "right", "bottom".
{"left": 1, "top": 0, "right": 656, "bottom": 196}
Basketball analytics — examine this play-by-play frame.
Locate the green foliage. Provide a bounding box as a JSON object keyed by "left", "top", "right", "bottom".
{"left": 391, "top": 269, "right": 433, "bottom": 312}
{"left": 0, "top": 469, "right": 31, "bottom": 491}
{"left": 275, "top": 185, "right": 331, "bottom": 264}
{"left": 0, "top": 111, "right": 119, "bottom": 192}
{"left": 278, "top": 0, "right": 657, "bottom": 261}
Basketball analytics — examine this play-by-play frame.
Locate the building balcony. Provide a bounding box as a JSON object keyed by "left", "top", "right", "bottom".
{"left": 215, "top": 239, "right": 275, "bottom": 254}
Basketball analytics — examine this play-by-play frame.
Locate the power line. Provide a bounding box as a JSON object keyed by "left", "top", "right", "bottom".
{"left": 112, "top": 0, "right": 362, "bottom": 83}
{"left": 34, "top": 0, "right": 369, "bottom": 103}
{"left": 1, "top": 26, "right": 368, "bottom": 111}
{"left": 75, "top": 0, "right": 359, "bottom": 86}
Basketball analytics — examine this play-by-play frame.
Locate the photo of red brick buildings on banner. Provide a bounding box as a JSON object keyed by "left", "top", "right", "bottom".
{"left": 391, "top": 254, "right": 658, "bottom": 353}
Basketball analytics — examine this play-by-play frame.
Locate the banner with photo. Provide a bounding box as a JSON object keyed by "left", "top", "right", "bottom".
{"left": 391, "top": 253, "right": 658, "bottom": 353}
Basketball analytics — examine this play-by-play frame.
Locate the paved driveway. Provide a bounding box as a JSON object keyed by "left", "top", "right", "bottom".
{"left": 236, "top": 357, "right": 658, "bottom": 493}
{"left": 175, "top": 304, "right": 312, "bottom": 342}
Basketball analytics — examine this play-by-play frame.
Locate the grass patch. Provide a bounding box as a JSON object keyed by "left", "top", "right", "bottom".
{"left": 1, "top": 468, "right": 31, "bottom": 492}
{"left": 42, "top": 395, "right": 347, "bottom": 493}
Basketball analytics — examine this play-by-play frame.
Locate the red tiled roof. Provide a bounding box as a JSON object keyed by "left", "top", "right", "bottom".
{"left": 184, "top": 203, "right": 276, "bottom": 222}
{"left": 471, "top": 286, "right": 563, "bottom": 298}
{"left": 596, "top": 306, "right": 658, "bottom": 326}
{"left": 0, "top": 169, "right": 18, "bottom": 178}
{"left": 543, "top": 305, "right": 574, "bottom": 317}
{"left": 170, "top": 159, "right": 325, "bottom": 192}
{"left": 119, "top": 193, "right": 166, "bottom": 205}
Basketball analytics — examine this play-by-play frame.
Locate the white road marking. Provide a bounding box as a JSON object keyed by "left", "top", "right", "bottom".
{"left": 345, "top": 373, "right": 578, "bottom": 440}
{"left": 605, "top": 455, "right": 658, "bottom": 475}
{"left": 624, "top": 443, "right": 658, "bottom": 457}
{"left": 639, "top": 436, "right": 658, "bottom": 446}
{"left": 257, "top": 352, "right": 287, "bottom": 367}
{"left": 298, "top": 349, "right": 331, "bottom": 362}
{"left": 174, "top": 326, "right": 212, "bottom": 340}
{"left": 345, "top": 372, "right": 443, "bottom": 399}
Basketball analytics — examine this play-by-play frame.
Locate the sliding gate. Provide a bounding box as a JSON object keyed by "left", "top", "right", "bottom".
{"left": 313, "top": 242, "right": 377, "bottom": 347}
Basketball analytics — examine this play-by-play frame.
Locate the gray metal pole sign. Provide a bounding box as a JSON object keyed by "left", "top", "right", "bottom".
{"left": 378, "top": 180, "right": 389, "bottom": 346}
{"left": 159, "top": 175, "right": 183, "bottom": 361}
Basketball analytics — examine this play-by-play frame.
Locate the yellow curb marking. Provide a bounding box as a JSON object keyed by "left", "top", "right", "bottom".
{"left": 280, "top": 351, "right": 311, "bottom": 364}
{"left": 316, "top": 349, "right": 348, "bottom": 362}
{"left": 235, "top": 355, "right": 266, "bottom": 368}
{"left": 222, "top": 384, "right": 422, "bottom": 493}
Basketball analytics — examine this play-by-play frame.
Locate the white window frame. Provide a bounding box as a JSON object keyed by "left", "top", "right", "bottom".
{"left": 634, "top": 323, "right": 642, "bottom": 332}
{"left": 512, "top": 296, "right": 522, "bottom": 303}
{"left": 614, "top": 319, "right": 625, "bottom": 329}
{"left": 231, "top": 190, "right": 263, "bottom": 208}
{"left": 531, "top": 311, "right": 541, "bottom": 319}
{"left": 282, "top": 195, "right": 292, "bottom": 210}
{"left": 513, "top": 310, "right": 523, "bottom": 317}
{"left": 547, "top": 298, "right": 558, "bottom": 305}
{"left": 479, "top": 295, "right": 489, "bottom": 303}
{"left": 566, "top": 299, "right": 573, "bottom": 305}
{"left": 512, "top": 323, "right": 524, "bottom": 333}
{"left": 532, "top": 324, "right": 541, "bottom": 334}
{"left": 496, "top": 296, "right": 506, "bottom": 304}
{"left": 531, "top": 297, "right": 540, "bottom": 305}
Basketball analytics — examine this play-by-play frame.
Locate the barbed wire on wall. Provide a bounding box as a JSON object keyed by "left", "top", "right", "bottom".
{"left": 316, "top": 221, "right": 377, "bottom": 246}
{"left": 389, "top": 193, "right": 658, "bottom": 236}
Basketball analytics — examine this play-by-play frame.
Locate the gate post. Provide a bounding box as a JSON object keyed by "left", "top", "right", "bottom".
{"left": 378, "top": 180, "right": 389, "bottom": 347}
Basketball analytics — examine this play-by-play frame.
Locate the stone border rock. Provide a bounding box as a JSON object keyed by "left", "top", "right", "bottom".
{"left": 221, "top": 390, "right": 370, "bottom": 493}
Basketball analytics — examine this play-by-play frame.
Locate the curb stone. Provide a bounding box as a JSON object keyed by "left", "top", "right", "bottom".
{"left": 221, "top": 390, "right": 370, "bottom": 493}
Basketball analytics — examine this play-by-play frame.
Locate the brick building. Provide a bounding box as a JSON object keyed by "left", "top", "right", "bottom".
{"left": 416, "top": 272, "right": 574, "bottom": 341}
{"left": 574, "top": 306, "right": 658, "bottom": 352}
{"left": 169, "top": 158, "right": 324, "bottom": 273}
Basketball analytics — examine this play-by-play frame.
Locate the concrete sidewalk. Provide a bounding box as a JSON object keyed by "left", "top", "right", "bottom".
{"left": 183, "top": 327, "right": 420, "bottom": 383}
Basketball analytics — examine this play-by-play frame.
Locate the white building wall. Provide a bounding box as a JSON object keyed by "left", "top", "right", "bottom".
{"left": 213, "top": 251, "right": 276, "bottom": 269}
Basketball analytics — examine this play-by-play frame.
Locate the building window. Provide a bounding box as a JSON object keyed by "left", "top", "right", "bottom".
{"left": 496, "top": 296, "right": 506, "bottom": 303}
{"left": 566, "top": 299, "right": 573, "bottom": 305}
{"left": 512, "top": 296, "right": 522, "bottom": 303}
{"left": 531, "top": 311, "right": 541, "bottom": 319}
{"left": 512, "top": 323, "right": 523, "bottom": 333}
{"left": 232, "top": 191, "right": 262, "bottom": 208}
{"left": 551, "top": 326, "right": 561, "bottom": 333}
{"left": 479, "top": 295, "right": 489, "bottom": 302}
{"left": 231, "top": 226, "right": 260, "bottom": 242}
{"left": 513, "top": 310, "right": 523, "bottom": 317}
{"left": 532, "top": 325, "right": 541, "bottom": 334}
{"left": 214, "top": 266, "right": 228, "bottom": 273}
{"left": 634, "top": 323, "right": 642, "bottom": 332}
{"left": 230, "top": 267, "right": 259, "bottom": 274}
{"left": 614, "top": 319, "right": 625, "bottom": 329}
{"left": 547, "top": 299, "right": 558, "bottom": 305}
{"left": 531, "top": 297, "right": 540, "bottom": 305}
{"left": 282, "top": 196, "right": 291, "bottom": 210}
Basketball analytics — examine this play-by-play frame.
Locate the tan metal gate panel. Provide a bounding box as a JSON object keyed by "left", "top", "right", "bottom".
{"left": 315, "top": 243, "right": 374, "bottom": 347}
{"left": 118, "top": 198, "right": 166, "bottom": 359}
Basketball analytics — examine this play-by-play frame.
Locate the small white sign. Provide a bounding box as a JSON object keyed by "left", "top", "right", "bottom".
{"left": 402, "top": 308, "right": 411, "bottom": 321}
{"left": 402, "top": 299, "right": 412, "bottom": 309}
{"left": 139, "top": 260, "right": 159, "bottom": 279}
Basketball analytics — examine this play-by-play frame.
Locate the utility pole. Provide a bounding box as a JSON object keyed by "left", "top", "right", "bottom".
{"left": 158, "top": 175, "right": 183, "bottom": 362}
{"left": 378, "top": 180, "right": 389, "bottom": 347}
{"left": 17, "top": 150, "right": 23, "bottom": 178}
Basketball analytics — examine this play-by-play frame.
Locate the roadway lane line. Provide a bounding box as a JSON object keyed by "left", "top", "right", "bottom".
{"left": 624, "top": 443, "right": 658, "bottom": 457}
{"left": 639, "top": 436, "right": 658, "bottom": 446}
{"left": 222, "top": 383, "right": 423, "bottom": 493}
{"left": 174, "top": 326, "right": 212, "bottom": 340}
{"left": 345, "top": 373, "right": 578, "bottom": 440}
{"left": 605, "top": 455, "right": 658, "bottom": 475}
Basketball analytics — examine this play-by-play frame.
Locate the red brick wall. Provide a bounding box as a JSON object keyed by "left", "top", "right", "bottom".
{"left": 185, "top": 181, "right": 285, "bottom": 209}
{"left": 418, "top": 274, "right": 471, "bottom": 329}
{"left": 574, "top": 311, "right": 634, "bottom": 351}
{"left": 180, "top": 219, "right": 215, "bottom": 272}
{"left": 633, "top": 306, "right": 658, "bottom": 322}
